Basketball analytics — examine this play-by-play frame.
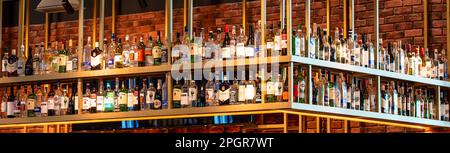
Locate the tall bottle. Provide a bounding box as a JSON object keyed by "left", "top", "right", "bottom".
{"left": 83, "top": 37, "right": 92, "bottom": 70}
{"left": 33, "top": 45, "right": 41, "bottom": 74}
{"left": 104, "top": 81, "right": 115, "bottom": 112}
{"left": 222, "top": 25, "right": 231, "bottom": 59}
{"left": 281, "top": 21, "right": 288, "bottom": 56}
{"left": 26, "top": 86, "right": 36, "bottom": 117}
{"left": 17, "top": 45, "right": 25, "bottom": 76}
{"left": 66, "top": 40, "right": 73, "bottom": 72}
{"left": 274, "top": 21, "right": 282, "bottom": 56}
{"left": 1, "top": 48, "right": 9, "bottom": 77}
{"left": 91, "top": 42, "right": 103, "bottom": 70}
{"left": 61, "top": 84, "right": 69, "bottom": 115}
{"left": 154, "top": 79, "right": 163, "bottom": 109}
{"left": 205, "top": 75, "right": 215, "bottom": 106}
{"left": 173, "top": 79, "right": 182, "bottom": 108}
{"left": 7, "top": 49, "right": 18, "bottom": 77}
{"left": 123, "top": 35, "right": 131, "bottom": 67}
{"left": 107, "top": 34, "right": 116, "bottom": 69}
{"left": 24, "top": 46, "right": 34, "bottom": 76}
{"left": 267, "top": 24, "right": 275, "bottom": 57}
{"left": 219, "top": 74, "right": 231, "bottom": 105}
{"left": 246, "top": 25, "right": 255, "bottom": 58}
{"left": 119, "top": 80, "right": 128, "bottom": 111}
{"left": 114, "top": 38, "right": 124, "bottom": 68}
{"left": 153, "top": 32, "right": 163, "bottom": 66}
{"left": 58, "top": 40, "right": 68, "bottom": 73}
{"left": 6, "top": 87, "right": 15, "bottom": 118}
{"left": 97, "top": 80, "right": 104, "bottom": 113}
{"left": 145, "top": 36, "right": 154, "bottom": 66}
{"left": 127, "top": 79, "right": 135, "bottom": 111}
{"left": 140, "top": 78, "right": 148, "bottom": 110}
{"left": 82, "top": 83, "right": 91, "bottom": 114}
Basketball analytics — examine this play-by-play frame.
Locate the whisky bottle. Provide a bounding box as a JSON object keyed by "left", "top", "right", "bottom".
{"left": 230, "top": 25, "right": 237, "bottom": 59}
{"left": 26, "top": 85, "right": 36, "bottom": 117}
{"left": 123, "top": 35, "right": 131, "bottom": 67}
{"left": 281, "top": 21, "right": 288, "bottom": 56}
{"left": 246, "top": 73, "right": 256, "bottom": 104}
{"left": 139, "top": 78, "right": 148, "bottom": 110}
{"left": 129, "top": 37, "right": 138, "bottom": 67}
{"left": 267, "top": 24, "right": 275, "bottom": 57}
{"left": 6, "top": 86, "right": 15, "bottom": 118}
{"left": 148, "top": 79, "right": 156, "bottom": 109}
{"left": 7, "top": 48, "right": 18, "bottom": 77}
{"left": 24, "top": 46, "right": 33, "bottom": 76}
{"left": 33, "top": 44, "right": 41, "bottom": 74}
{"left": 107, "top": 34, "right": 116, "bottom": 69}
{"left": 40, "top": 85, "right": 48, "bottom": 117}
{"left": 153, "top": 32, "right": 163, "bottom": 66}
{"left": 145, "top": 36, "right": 154, "bottom": 66}
{"left": 60, "top": 84, "right": 69, "bottom": 115}
{"left": 328, "top": 73, "right": 335, "bottom": 107}
{"left": 188, "top": 80, "right": 198, "bottom": 107}
{"left": 205, "top": 75, "right": 216, "bottom": 106}
{"left": 181, "top": 79, "right": 190, "bottom": 108}
{"left": 266, "top": 73, "right": 275, "bottom": 102}
{"left": 229, "top": 77, "right": 239, "bottom": 105}
{"left": 82, "top": 83, "right": 91, "bottom": 113}
{"left": 133, "top": 79, "right": 140, "bottom": 110}
{"left": 154, "top": 79, "right": 163, "bottom": 109}
{"left": 298, "top": 67, "right": 306, "bottom": 104}
{"left": 119, "top": 80, "right": 128, "bottom": 112}
{"left": 1, "top": 48, "right": 8, "bottom": 77}
{"left": 97, "top": 80, "right": 104, "bottom": 113}
{"left": 353, "top": 35, "right": 361, "bottom": 66}
{"left": 354, "top": 80, "right": 361, "bottom": 110}
{"left": 255, "top": 20, "right": 262, "bottom": 57}
{"left": 246, "top": 25, "right": 256, "bottom": 58}
{"left": 335, "top": 28, "right": 342, "bottom": 63}
{"left": 91, "top": 42, "right": 103, "bottom": 70}
{"left": 173, "top": 79, "right": 182, "bottom": 108}
{"left": 274, "top": 21, "right": 282, "bottom": 56}
{"left": 59, "top": 41, "right": 68, "bottom": 73}
{"left": 114, "top": 38, "right": 124, "bottom": 68}
{"left": 88, "top": 82, "right": 97, "bottom": 113}
{"left": 127, "top": 79, "right": 135, "bottom": 111}
{"left": 104, "top": 81, "right": 115, "bottom": 112}
{"left": 222, "top": 25, "right": 231, "bottom": 59}
{"left": 66, "top": 39, "right": 73, "bottom": 72}
{"left": 309, "top": 23, "right": 317, "bottom": 59}
{"left": 18, "top": 45, "right": 25, "bottom": 76}
{"left": 219, "top": 74, "right": 231, "bottom": 105}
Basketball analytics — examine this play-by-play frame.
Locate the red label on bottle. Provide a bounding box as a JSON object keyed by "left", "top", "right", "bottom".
{"left": 282, "top": 34, "right": 287, "bottom": 40}
{"left": 294, "top": 84, "right": 299, "bottom": 99}
{"left": 139, "top": 49, "right": 145, "bottom": 62}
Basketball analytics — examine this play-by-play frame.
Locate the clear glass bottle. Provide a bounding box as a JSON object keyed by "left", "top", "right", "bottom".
{"left": 18, "top": 45, "right": 25, "bottom": 76}
{"left": 181, "top": 79, "right": 190, "bottom": 108}
{"left": 7, "top": 48, "right": 18, "bottom": 77}
{"left": 97, "top": 80, "right": 104, "bottom": 113}
{"left": 205, "top": 75, "right": 215, "bottom": 106}
{"left": 145, "top": 36, "right": 154, "bottom": 66}
{"left": 122, "top": 35, "right": 131, "bottom": 67}
{"left": 83, "top": 37, "right": 92, "bottom": 70}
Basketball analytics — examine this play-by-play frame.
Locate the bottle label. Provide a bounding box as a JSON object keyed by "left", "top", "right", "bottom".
{"left": 238, "top": 85, "right": 246, "bottom": 102}
{"left": 147, "top": 90, "right": 155, "bottom": 104}
{"left": 267, "top": 82, "right": 275, "bottom": 95}
{"left": 66, "top": 61, "right": 73, "bottom": 71}
{"left": 181, "top": 93, "right": 189, "bottom": 105}
{"left": 173, "top": 89, "right": 181, "bottom": 101}
{"left": 152, "top": 47, "right": 162, "bottom": 59}
{"left": 41, "top": 101, "right": 48, "bottom": 114}
{"left": 7, "top": 61, "right": 17, "bottom": 73}
{"left": 104, "top": 93, "right": 114, "bottom": 110}
{"left": 295, "top": 38, "right": 301, "bottom": 56}
{"left": 281, "top": 34, "right": 288, "bottom": 49}
{"left": 230, "top": 89, "right": 237, "bottom": 102}
{"left": 91, "top": 54, "right": 102, "bottom": 68}
{"left": 59, "top": 55, "right": 67, "bottom": 66}
{"left": 206, "top": 89, "right": 215, "bottom": 101}
{"left": 439, "top": 63, "right": 444, "bottom": 78}
{"left": 2, "top": 59, "right": 7, "bottom": 72}
{"left": 27, "top": 99, "right": 35, "bottom": 110}
{"left": 97, "top": 96, "right": 104, "bottom": 111}
{"left": 48, "top": 99, "right": 55, "bottom": 110}
{"left": 61, "top": 97, "right": 68, "bottom": 109}
{"left": 189, "top": 88, "right": 197, "bottom": 101}
{"left": 0, "top": 102, "right": 6, "bottom": 113}
{"left": 299, "top": 80, "right": 306, "bottom": 99}
{"left": 236, "top": 43, "right": 246, "bottom": 57}
{"left": 118, "top": 92, "right": 127, "bottom": 105}
{"left": 354, "top": 91, "right": 360, "bottom": 108}
{"left": 275, "top": 82, "right": 282, "bottom": 96}
{"left": 219, "top": 89, "right": 230, "bottom": 102}
{"left": 7, "top": 101, "right": 14, "bottom": 116}
{"left": 245, "top": 47, "right": 255, "bottom": 57}
{"left": 245, "top": 85, "right": 255, "bottom": 100}
{"left": 154, "top": 99, "right": 161, "bottom": 109}
{"left": 266, "top": 42, "right": 274, "bottom": 51}
{"left": 274, "top": 36, "right": 282, "bottom": 51}
{"left": 222, "top": 47, "right": 231, "bottom": 58}
{"left": 127, "top": 93, "right": 134, "bottom": 107}
{"left": 114, "top": 55, "right": 123, "bottom": 65}
{"left": 75, "top": 96, "right": 79, "bottom": 111}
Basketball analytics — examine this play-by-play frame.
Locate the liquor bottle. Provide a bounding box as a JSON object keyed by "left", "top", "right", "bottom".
{"left": 424, "top": 48, "right": 432, "bottom": 78}
{"left": 297, "top": 67, "right": 306, "bottom": 103}
{"left": 118, "top": 80, "right": 128, "bottom": 111}
{"left": 236, "top": 27, "right": 246, "bottom": 58}
{"left": 323, "top": 30, "right": 330, "bottom": 61}
{"left": 82, "top": 37, "right": 92, "bottom": 70}
{"left": 181, "top": 79, "right": 190, "bottom": 108}
{"left": 219, "top": 74, "right": 231, "bottom": 105}
{"left": 247, "top": 73, "right": 257, "bottom": 104}
{"left": 61, "top": 84, "right": 69, "bottom": 115}
{"left": 13, "top": 86, "right": 20, "bottom": 118}
{"left": 104, "top": 81, "right": 115, "bottom": 112}
{"left": 50, "top": 42, "right": 59, "bottom": 73}
{"left": 147, "top": 79, "right": 156, "bottom": 109}
{"left": 266, "top": 73, "right": 275, "bottom": 102}
{"left": 1, "top": 48, "right": 9, "bottom": 77}
{"left": 153, "top": 32, "right": 163, "bottom": 66}
{"left": 107, "top": 34, "right": 116, "bottom": 69}
{"left": 393, "top": 42, "right": 400, "bottom": 73}
{"left": 441, "top": 49, "right": 448, "bottom": 80}
{"left": 65, "top": 40, "right": 73, "bottom": 72}
{"left": 205, "top": 75, "right": 215, "bottom": 106}
{"left": 154, "top": 79, "right": 163, "bottom": 109}
{"left": 214, "top": 73, "right": 222, "bottom": 106}
{"left": 267, "top": 24, "right": 275, "bottom": 57}
{"left": 58, "top": 41, "right": 68, "bottom": 73}
{"left": 222, "top": 25, "right": 231, "bottom": 59}
{"left": 308, "top": 23, "right": 317, "bottom": 59}
{"left": 7, "top": 49, "right": 18, "bottom": 77}
{"left": 67, "top": 84, "right": 75, "bottom": 115}
{"left": 334, "top": 28, "right": 342, "bottom": 63}
{"left": 294, "top": 25, "right": 303, "bottom": 56}
{"left": 133, "top": 79, "right": 140, "bottom": 110}
{"left": 246, "top": 25, "right": 256, "bottom": 58}
{"left": 54, "top": 83, "right": 63, "bottom": 116}
{"left": 26, "top": 85, "right": 36, "bottom": 117}
{"left": 172, "top": 33, "right": 182, "bottom": 62}
{"left": 353, "top": 80, "right": 361, "bottom": 110}
{"left": 173, "top": 79, "right": 182, "bottom": 108}
{"left": 275, "top": 74, "right": 283, "bottom": 102}
{"left": 230, "top": 25, "right": 237, "bottom": 59}
{"left": 129, "top": 37, "right": 137, "bottom": 67}
{"left": 6, "top": 87, "right": 15, "bottom": 118}
{"left": 367, "top": 34, "right": 375, "bottom": 69}
{"left": 188, "top": 79, "right": 198, "bottom": 107}
{"left": 281, "top": 21, "right": 288, "bottom": 56}
{"left": 0, "top": 88, "right": 6, "bottom": 118}
{"left": 340, "top": 73, "right": 347, "bottom": 109}
{"left": 145, "top": 36, "right": 154, "bottom": 66}
{"left": 127, "top": 79, "right": 135, "bottom": 111}
{"left": 315, "top": 27, "right": 321, "bottom": 60}
{"left": 255, "top": 20, "right": 262, "bottom": 57}
{"left": 318, "top": 70, "right": 325, "bottom": 106}
{"left": 353, "top": 35, "right": 361, "bottom": 66}
{"left": 415, "top": 47, "right": 422, "bottom": 77}
{"left": 82, "top": 83, "right": 91, "bottom": 114}
{"left": 139, "top": 78, "right": 148, "bottom": 110}
{"left": 17, "top": 45, "right": 25, "bottom": 76}
{"left": 229, "top": 76, "right": 239, "bottom": 105}
{"left": 198, "top": 85, "right": 205, "bottom": 107}
{"left": 274, "top": 21, "right": 282, "bottom": 56}
{"left": 32, "top": 45, "right": 40, "bottom": 74}
{"left": 122, "top": 35, "right": 131, "bottom": 67}
{"left": 25, "top": 46, "right": 34, "bottom": 76}
{"left": 97, "top": 80, "right": 104, "bottom": 113}
{"left": 162, "top": 78, "right": 168, "bottom": 109}
{"left": 346, "top": 75, "right": 352, "bottom": 109}
{"left": 328, "top": 74, "right": 335, "bottom": 107}
{"left": 90, "top": 42, "right": 103, "bottom": 70}
{"left": 361, "top": 35, "right": 368, "bottom": 67}
{"left": 114, "top": 38, "right": 124, "bottom": 69}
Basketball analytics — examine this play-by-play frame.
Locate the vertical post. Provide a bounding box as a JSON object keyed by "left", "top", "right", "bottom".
{"left": 45, "top": 13, "right": 49, "bottom": 50}
{"left": 25, "top": 0, "right": 30, "bottom": 56}
{"left": 344, "top": 120, "right": 349, "bottom": 133}
{"left": 316, "top": 117, "right": 320, "bottom": 133}
{"left": 183, "top": 0, "right": 187, "bottom": 28}
{"left": 376, "top": 76, "right": 381, "bottom": 113}
{"left": 18, "top": 0, "right": 25, "bottom": 51}
{"left": 77, "top": 0, "right": 84, "bottom": 114}
{"left": 280, "top": 0, "right": 285, "bottom": 28}
{"left": 112, "top": 0, "right": 116, "bottom": 34}
{"left": 305, "top": 0, "right": 310, "bottom": 52}
{"left": 283, "top": 113, "right": 288, "bottom": 133}
{"left": 424, "top": 0, "right": 428, "bottom": 49}
{"left": 343, "top": 0, "right": 347, "bottom": 38}
{"left": 308, "top": 65, "right": 313, "bottom": 104}
{"left": 287, "top": 0, "right": 293, "bottom": 103}
{"left": 448, "top": 0, "right": 450, "bottom": 78}
{"left": 166, "top": 0, "right": 173, "bottom": 64}
{"left": 326, "top": 0, "right": 330, "bottom": 36}
{"left": 243, "top": 0, "right": 246, "bottom": 35}
{"left": 0, "top": 0, "right": 3, "bottom": 50}
{"left": 437, "top": 86, "right": 441, "bottom": 120}
{"left": 99, "top": 0, "right": 105, "bottom": 50}
{"left": 350, "top": 0, "right": 355, "bottom": 39}
{"left": 298, "top": 115, "right": 303, "bottom": 133}
{"left": 261, "top": 0, "right": 266, "bottom": 46}
{"left": 92, "top": 0, "right": 97, "bottom": 46}
{"left": 374, "top": 0, "right": 379, "bottom": 70}
{"left": 188, "top": 0, "right": 193, "bottom": 37}
{"left": 326, "top": 118, "right": 331, "bottom": 133}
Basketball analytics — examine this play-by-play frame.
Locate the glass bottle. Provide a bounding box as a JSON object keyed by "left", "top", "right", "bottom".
{"left": 83, "top": 37, "right": 92, "bottom": 70}
{"left": 97, "top": 80, "right": 104, "bottom": 113}
{"left": 153, "top": 32, "right": 163, "bottom": 66}
{"left": 114, "top": 38, "right": 124, "bottom": 68}
{"left": 205, "top": 75, "right": 215, "bottom": 106}
{"left": 58, "top": 40, "right": 68, "bottom": 73}
{"left": 104, "top": 81, "right": 115, "bottom": 112}
{"left": 127, "top": 79, "right": 135, "bottom": 111}
{"left": 18, "top": 45, "right": 25, "bottom": 76}
{"left": 91, "top": 42, "right": 103, "bottom": 70}
{"left": 122, "top": 35, "right": 131, "bottom": 67}
{"left": 24, "top": 46, "right": 33, "bottom": 76}
{"left": 222, "top": 25, "right": 231, "bottom": 59}
{"left": 154, "top": 79, "right": 163, "bottom": 109}
{"left": 33, "top": 44, "right": 41, "bottom": 74}
{"left": 7, "top": 48, "right": 18, "bottom": 77}
{"left": 145, "top": 36, "right": 154, "bottom": 66}
{"left": 61, "top": 84, "right": 69, "bottom": 115}
{"left": 2, "top": 48, "right": 9, "bottom": 77}
{"left": 82, "top": 83, "right": 91, "bottom": 114}
{"left": 173, "top": 79, "right": 182, "bottom": 108}
{"left": 267, "top": 24, "right": 275, "bottom": 57}
{"left": 118, "top": 80, "right": 128, "bottom": 112}
{"left": 107, "top": 34, "right": 116, "bottom": 69}
{"left": 188, "top": 79, "right": 198, "bottom": 107}
{"left": 181, "top": 79, "right": 190, "bottom": 108}
{"left": 219, "top": 74, "right": 231, "bottom": 105}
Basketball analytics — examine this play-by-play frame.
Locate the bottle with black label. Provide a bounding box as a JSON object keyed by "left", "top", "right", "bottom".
{"left": 7, "top": 86, "right": 15, "bottom": 118}
{"left": 7, "top": 49, "right": 18, "bottom": 77}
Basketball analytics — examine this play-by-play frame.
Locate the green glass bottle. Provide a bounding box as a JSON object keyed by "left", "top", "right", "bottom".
{"left": 27, "top": 86, "right": 36, "bottom": 117}
{"left": 118, "top": 80, "right": 128, "bottom": 112}
{"left": 104, "top": 81, "right": 115, "bottom": 112}
{"left": 59, "top": 40, "right": 68, "bottom": 73}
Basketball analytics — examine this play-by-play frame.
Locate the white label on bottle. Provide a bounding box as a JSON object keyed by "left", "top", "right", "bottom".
{"left": 238, "top": 85, "right": 246, "bottom": 102}
{"left": 222, "top": 47, "right": 231, "bottom": 58}
{"left": 41, "top": 101, "right": 48, "bottom": 114}
{"left": 118, "top": 92, "right": 127, "bottom": 105}
{"left": 82, "top": 97, "right": 90, "bottom": 109}
{"left": 219, "top": 89, "right": 230, "bottom": 102}
{"left": 189, "top": 88, "right": 197, "bottom": 101}
{"left": 266, "top": 42, "right": 274, "bottom": 51}
{"left": 7, "top": 101, "right": 14, "bottom": 116}
{"left": 61, "top": 97, "right": 68, "bottom": 109}
{"left": 274, "top": 36, "right": 281, "bottom": 51}
{"left": 267, "top": 82, "right": 275, "bottom": 95}
{"left": 7, "top": 61, "right": 17, "bottom": 73}
{"left": 91, "top": 54, "right": 102, "bottom": 67}
{"left": 127, "top": 93, "right": 134, "bottom": 107}
{"left": 245, "top": 85, "right": 255, "bottom": 100}
{"left": 0, "top": 102, "right": 6, "bottom": 113}
{"left": 66, "top": 61, "right": 73, "bottom": 71}
{"left": 245, "top": 47, "right": 255, "bottom": 57}
{"left": 48, "top": 99, "right": 55, "bottom": 110}
{"left": 1, "top": 60, "right": 7, "bottom": 72}
{"left": 393, "top": 93, "right": 398, "bottom": 115}
{"left": 295, "top": 38, "right": 301, "bottom": 56}
{"left": 97, "top": 96, "right": 104, "bottom": 111}
{"left": 206, "top": 89, "right": 214, "bottom": 100}
{"left": 173, "top": 89, "right": 181, "bottom": 101}
{"left": 59, "top": 55, "right": 67, "bottom": 66}
{"left": 275, "top": 82, "right": 282, "bottom": 96}
{"left": 75, "top": 96, "right": 79, "bottom": 111}
{"left": 114, "top": 55, "right": 123, "bottom": 64}
{"left": 90, "top": 97, "right": 97, "bottom": 107}
{"left": 147, "top": 91, "right": 155, "bottom": 104}
{"left": 229, "top": 45, "right": 236, "bottom": 58}
{"left": 181, "top": 93, "right": 189, "bottom": 105}
{"left": 153, "top": 46, "right": 162, "bottom": 59}
{"left": 236, "top": 43, "right": 246, "bottom": 57}
{"left": 27, "top": 99, "right": 35, "bottom": 110}
{"left": 354, "top": 91, "right": 360, "bottom": 108}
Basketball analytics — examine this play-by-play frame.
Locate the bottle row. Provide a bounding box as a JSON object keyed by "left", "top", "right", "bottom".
{"left": 0, "top": 68, "right": 289, "bottom": 119}
{"left": 293, "top": 65, "right": 450, "bottom": 121}
{"left": 294, "top": 23, "right": 449, "bottom": 80}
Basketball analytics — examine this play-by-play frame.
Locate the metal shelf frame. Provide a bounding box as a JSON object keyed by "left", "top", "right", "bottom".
{"left": 1, "top": 0, "right": 450, "bottom": 132}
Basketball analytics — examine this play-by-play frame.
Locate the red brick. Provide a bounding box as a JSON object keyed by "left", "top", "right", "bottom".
{"left": 385, "top": 0, "right": 403, "bottom": 8}
{"left": 386, "top": 126, "right": 406, "bottom": 133}
{"left": 405, "top": 29, "right": 423, "bottom": 37}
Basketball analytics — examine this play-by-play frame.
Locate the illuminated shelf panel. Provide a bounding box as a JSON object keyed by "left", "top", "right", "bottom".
{"left": 292, "top": 56, "right": 450, "bottom": 88}
{"left": 0, "top": 102, "right": 290, "bottom": 127}
{"left": 175, "top": 56, "right": 292, "bottom": 70}
{"left": 291, "top": 103, "right": 450, "bottom": 128}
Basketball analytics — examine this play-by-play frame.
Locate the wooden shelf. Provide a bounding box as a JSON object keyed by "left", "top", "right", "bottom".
{"left": 291, "top": 103, "right": 450, "bottom": 128}
{"left": 0, "top": 102, "right": 290, "bottom": 127}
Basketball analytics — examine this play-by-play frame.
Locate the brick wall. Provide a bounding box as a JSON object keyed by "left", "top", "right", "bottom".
{"left": 1, "top": 0, "right": 449, "bottom": 133}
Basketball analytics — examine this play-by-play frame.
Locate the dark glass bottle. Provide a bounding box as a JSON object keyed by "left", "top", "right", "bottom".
{"left": 25, "top": 46, "right": 34, "bottom": 76}
{"left": 59, "top": 41, "right": 68, "bottom": 73}
{"left": 7, "top": 86, "right": 15, "bottom": 118}
{"left": 7, "top": 49, "right": 18, "bottom": 77}
{"left": 281, "top": 21, "right": 288, "bottom": 56}
{"left": 91, "top": 42, "right": 103, "bottom": 70}
{"left": 68, "top": 84, "right": 75, "bottom": 115}
{"left": 47, "top": 85, "right": 56, "bottom": 116}
{"left": 153, "top": 32, "right": 162, "bottom": 66}
{"left": 218, "top": 73, "right": 230, "bottom": 105}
